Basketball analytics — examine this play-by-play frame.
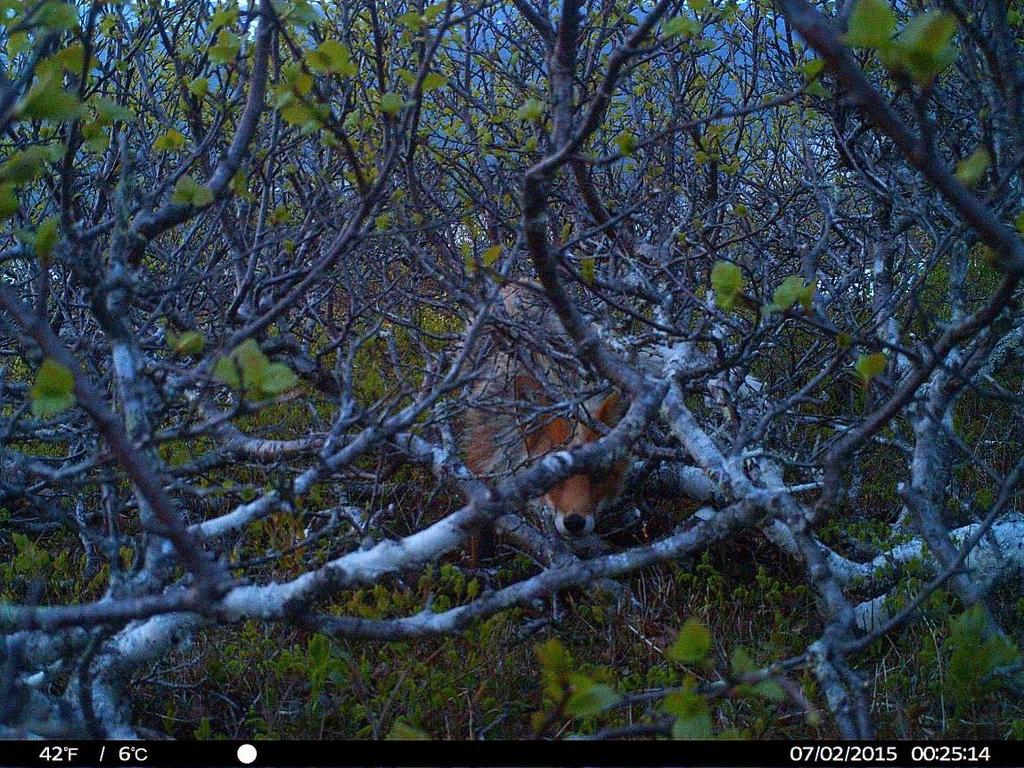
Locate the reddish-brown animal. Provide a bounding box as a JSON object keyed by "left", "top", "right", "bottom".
{"left": 461, "top": 284, "right": 628, "bottom": 559}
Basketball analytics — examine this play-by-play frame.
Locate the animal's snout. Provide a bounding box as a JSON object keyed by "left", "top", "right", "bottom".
{"left": 557, "top": 512, "right": 593, "bottom": 537}
{"left": 564, "top": 513, "right": 587, "bottom": 535}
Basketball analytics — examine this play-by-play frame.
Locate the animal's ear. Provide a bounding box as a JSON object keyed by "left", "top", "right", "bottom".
{"left": 524, "top": 415, "right": 571, "bottom": 456}
{"left": 595, "top": 391, "right": 628, "bottom": 427}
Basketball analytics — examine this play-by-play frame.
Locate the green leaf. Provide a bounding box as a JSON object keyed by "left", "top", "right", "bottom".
{"left": 710, "top": 260, "right": 744, "bottom": 311}
{"left": 396, "top": 10, "right": 425, "bottom": 31}
{"left": 283, "top": 64, "right": 313, "bottom": 96}
{"left": 844, "top": 0, "right": 896, "bottom": 47}
{"left": 153, "top": 129, "right": 187, "bottom": 153}
{"left": 234, "top": 344, "right": 271, "bottom": 392}
{"left": 663, "top": 15, "right": 701, "bottom": 39}
{"left": 49, "top": 43, "right": 90, "bottom": 74}
{"left": 515, "top": 98, "right": 544, "bottom": 122}
{"left": 81, "top": 123, "right": 108, "bottom": 153}
{"left": 423, "top": 2, "right": 446, "bottom": 22}
{"left": 1014, "top": 211, "right": 1024, "bottom": 234}
{"left": 307, "top": 633, "right": 330, "bottom": 666}
{"left": 210, "top": 5, "right": 239, "bottom": 33}
{"left": 753, "top": 679, "right": 787, "bottom": 701}
{"left": 34, "top": 216, "right": 59, "bottom": 262}
{"left": 193, "top": 718, "right": 213, "bottom": 740}
{"left": 34, "top": 1, "right": 79, "bottom": 30}
{"left": 770, "top": 275, "right": 805, "bottom": 311}
{"left": 482, "top": 244, "right": 501, "bottom": 267}
{"left": 535, "top": 637, "right": 571, "bottom": 673}
{"left": 663, "top": 689, "right": 712, "bottom": 739}
{"left": 422, "top": 72, "right": 447, "bottom": 93}
{"left": 97, "top": 15, "right": 117, "bottom": 38}
{"left": 261, "top": 362, "right": 298, "bottom": 395}
{"left": 279, "top": 0, "right": 319, "bottom": 26}
{"left": 308, "top": 40, "right": 356, "bottom": 76}
{"left": 270, "top": 204, "right": 292, "bottom": 225}
{"left": 566, "top": 675, "right": 620, "bottom": 717}
{"left": 214, "top": 339, "right": 297, "bottom": 397}
{"left": 854, "top": 351, "right": 887, "bottom": 384}
{"left": 666, "top": 618, "right": 712, "bottom": 664}
{"left": 209, "top": 31, "right": 240, "bottom": 64}
{"left": 18, "top": 71, "right": 82, "bottom": 121}
{"left": 891, "top": 10, "right": 958, "bottom": 86}
{"left": 947, "top": 604, "right": 1020, "bottom": 705}
{"left": 901, "top": 10, "right": 956, "bottom": 58}
{"left": 580, "top": 256, "right": 595, "bottom": 285}
{"left": 30, "top": 358, "right": 75, "bottom": 418}
{"left": 188, "top": 77, "right": 210, "bottom": 98}
{"left": 213, "top": 359, "right": 241, "bottom": 389}
{"left": 615, "top": 131, "right": 638, "bottom": 156}
{"left": 0, "top": 185, "right": 18, "bottom": 220}
{"left": 800, "top": 58, "right": 825, "bottom": 81}
{"left": 980, "top": 634, "right": 1020, "bottom": 674}
{"left": 214, "top": 339, "right": 264, "bottom": 390}
{"left": 7, "top": 31, "right": 29, "bottom": 56}
{"left": 975, "top": 487, "right": 995, "bottom": 510}
{"left": 231, "top": 170, "right": 253, "bottom": 200}
{"left": 379, "top": 92, "right": 405, "bottom": 116}
{"left": 798, "top": 280, "right": 816, "bottom": 311}
{"left": 172, "top": 330, "right": 205, "bottom": 356}
{"left": 171, "top": 176, "right": 214, "bottom": 207}
{"left": 730, "top": 646, "right": 757, "bottom": 675}
{"left": 92, "top": 96, "right": 133, "bottom": 125}
{"left": 0, "top": 146, "right": 51, "bottom": 185}
{"left": 386, "top": 720, "right": 430, "bottom": 740}
{"left": 671, "top": 709, "right": 712, "bottom": 739}
{"left": 279, "top": 99, "right": 322, "bottom": 129}
{"left": 955, "top": 147, "right": 989, "bottom": 188}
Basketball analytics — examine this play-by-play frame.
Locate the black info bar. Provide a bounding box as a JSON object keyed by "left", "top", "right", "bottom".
{"left": 0, "top": 740, "right": 1018, "bottom": 768}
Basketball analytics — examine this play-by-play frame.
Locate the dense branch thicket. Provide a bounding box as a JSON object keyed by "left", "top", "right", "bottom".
{"left": 0, "top": 0, "right": 1022, "bottom": 740}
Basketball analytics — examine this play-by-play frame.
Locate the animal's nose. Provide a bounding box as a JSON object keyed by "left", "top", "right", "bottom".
{"left": 563, "top": 513, "right": 587, "bottom": 535}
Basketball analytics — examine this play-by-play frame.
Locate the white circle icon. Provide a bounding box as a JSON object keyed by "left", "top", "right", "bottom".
{"left": 237, "top": 743, "right": 257, "bottom": 765}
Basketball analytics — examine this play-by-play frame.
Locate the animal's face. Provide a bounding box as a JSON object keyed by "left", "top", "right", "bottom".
{"left": 544, "top": 458, "right": 628, "bottom": 536}
{"left": 525, "top": 391, "right": 628, "bottom": 538}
